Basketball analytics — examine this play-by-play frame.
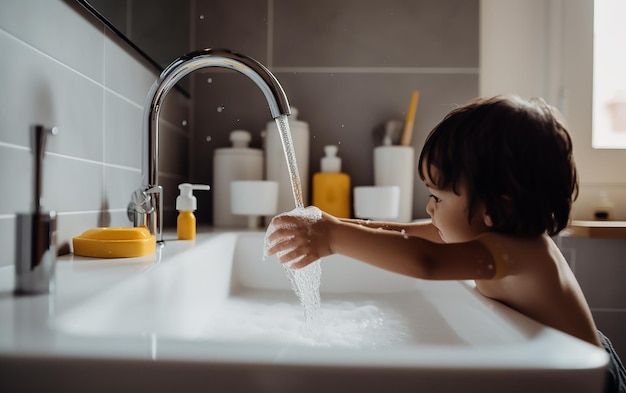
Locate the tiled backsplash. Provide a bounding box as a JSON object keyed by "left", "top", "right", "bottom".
{"left": 0, "top": 0, "right": 189, "bottom": 266}
{"left": 190, "top": 0, "right": 480, "bottom": 223}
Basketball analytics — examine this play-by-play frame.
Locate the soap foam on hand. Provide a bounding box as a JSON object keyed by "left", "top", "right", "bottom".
{"left": 263, "top": 206, "right": 322, "bottom": 265}
{"left": 264, "top": 206, "right": 323, "bottom": 331}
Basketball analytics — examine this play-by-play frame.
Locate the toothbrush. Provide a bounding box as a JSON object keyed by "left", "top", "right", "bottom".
{"left": 401, "top": 90, "right": 419, "bottom": 146}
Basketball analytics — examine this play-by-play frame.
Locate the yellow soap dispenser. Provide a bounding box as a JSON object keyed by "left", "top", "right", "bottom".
{"left": 312, "top": 145, "right": 351, "bottom": 218}
{"left": 176, "top": 183, "right": 211, "bottom": 240}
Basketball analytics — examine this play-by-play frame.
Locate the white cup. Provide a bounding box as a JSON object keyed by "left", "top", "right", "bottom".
{"left": 231, "top": 181, "right": 279, "bottom": 228}
{"left": 354, "top": 186, "right": 400, "bottom": 220}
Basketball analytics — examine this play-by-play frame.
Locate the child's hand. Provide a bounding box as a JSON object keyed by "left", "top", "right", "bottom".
{"left": 264, "top": 206, "right": 338, "bottom": 269}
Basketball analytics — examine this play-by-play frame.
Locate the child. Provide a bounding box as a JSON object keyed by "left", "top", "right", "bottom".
{"left": 265, "top": 95, "right": 625, "bottom": 393}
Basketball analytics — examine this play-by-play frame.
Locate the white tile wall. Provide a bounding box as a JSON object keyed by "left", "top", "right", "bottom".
{"left": 0, "top": 0, "right": 104, "bottom": 83}
{"left": 0, "top": 0, "right": 190, "bottom": 267}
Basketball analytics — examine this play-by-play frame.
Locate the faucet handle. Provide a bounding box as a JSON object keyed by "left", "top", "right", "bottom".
{"left": 131, "top": 189, "right": 153, "bottom": 212}
{"left": 127, "top": 186, "right": 163, "bottom": 243}
{"left": 127, "top": 188, "right": 154, "bottom": 223}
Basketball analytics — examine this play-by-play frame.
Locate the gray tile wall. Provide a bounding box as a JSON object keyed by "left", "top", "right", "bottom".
{"left": 0, "top": 0, "right": 190, "bottom": 266}
{"left": 191, "top": 0, "right": 479, "bottom": 222}
{"left": 557, "top": 235, "right": 626, "bottom": 358}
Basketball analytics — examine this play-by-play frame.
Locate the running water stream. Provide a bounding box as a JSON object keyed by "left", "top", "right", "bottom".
{"left": 274, "top": 114, "right": 322, "bottom": 332}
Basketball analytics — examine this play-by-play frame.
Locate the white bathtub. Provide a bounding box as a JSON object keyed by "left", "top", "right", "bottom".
{"left": 0, "top": 230, "right": 608, "bottom": 392}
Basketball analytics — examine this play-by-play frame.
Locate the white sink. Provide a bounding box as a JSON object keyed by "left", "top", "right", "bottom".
{"left": 0, "top": 231, "right": 609, "bottom": 392}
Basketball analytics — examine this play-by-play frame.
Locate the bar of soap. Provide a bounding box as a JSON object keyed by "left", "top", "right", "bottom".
{"left": 72, "top": 227, "right": 156, "bottom": 258}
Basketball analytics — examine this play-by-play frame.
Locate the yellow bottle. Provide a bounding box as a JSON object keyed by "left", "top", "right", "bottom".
{"left": 176, "top": 183, "right": 211, "bottom": 240}
{"left": 177, "top": 211, "right": 196, "bottom": 240}
{"left": 312, "top": 145, "right": 351, "bottom": 218}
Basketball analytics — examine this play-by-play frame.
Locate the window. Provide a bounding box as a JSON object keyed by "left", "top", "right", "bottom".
{"left": 592, "top": 0, "right": 626, "bottom": 149}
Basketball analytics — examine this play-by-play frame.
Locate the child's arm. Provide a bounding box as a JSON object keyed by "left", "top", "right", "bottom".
{"left": 338, "top": 217, "right": 444, "bottom": 243}
{"left": 266, "top": 209, "right": 504, "bottom": 280}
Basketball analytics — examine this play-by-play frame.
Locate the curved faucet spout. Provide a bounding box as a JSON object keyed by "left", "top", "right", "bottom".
{"left": 138, "top": 48, "right": 291, "bottom": 242}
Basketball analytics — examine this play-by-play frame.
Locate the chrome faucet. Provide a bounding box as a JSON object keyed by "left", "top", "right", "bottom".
{"left": 129, "top": 48, "right": 291, "bottom": 243}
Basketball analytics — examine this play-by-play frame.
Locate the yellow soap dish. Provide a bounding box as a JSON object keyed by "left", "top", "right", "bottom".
{"left": 72, "top": 227, "right": 156, "bottom": 258}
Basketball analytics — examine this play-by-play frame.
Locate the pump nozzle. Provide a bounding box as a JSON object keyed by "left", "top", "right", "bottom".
{"left": 176, "top": 183, "right": 211, "bottom": 212}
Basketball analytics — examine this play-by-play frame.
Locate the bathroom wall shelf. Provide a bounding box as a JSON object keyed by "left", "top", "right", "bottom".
{"left": 566, "top": 220, "right": 626, "bottom": 239}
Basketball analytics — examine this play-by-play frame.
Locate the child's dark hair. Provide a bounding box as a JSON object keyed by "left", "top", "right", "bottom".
{"left": 418, "top": 95, "right": 578, "bottom": 237}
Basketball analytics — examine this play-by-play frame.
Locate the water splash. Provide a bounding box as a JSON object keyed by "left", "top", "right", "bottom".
{"left": 274, "top": 115, "right": 323, "bottom": 331}
{"left": 200, "top": 296, "right": 410, "bottom": 348}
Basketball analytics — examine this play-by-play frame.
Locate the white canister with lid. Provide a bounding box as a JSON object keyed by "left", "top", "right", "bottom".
{"left": 213, "top": 130, "right": 263, "bottom": 227}
{"left": 264, "top": 107, "right": 310, "bottom": 215}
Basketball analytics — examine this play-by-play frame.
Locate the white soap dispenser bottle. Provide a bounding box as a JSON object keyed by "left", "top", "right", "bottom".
{"left": 177, "top": 183, "right": 210, "bottom": 240}
{"left": 213, "top": 130, "right": 263, "bottom": 227}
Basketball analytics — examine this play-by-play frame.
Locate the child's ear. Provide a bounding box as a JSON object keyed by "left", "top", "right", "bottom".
{"left": 483, "top": 209, "right": 494, "bottom": 227}
{"left": 483, "top": 195, "right": 513, "bottom": 228}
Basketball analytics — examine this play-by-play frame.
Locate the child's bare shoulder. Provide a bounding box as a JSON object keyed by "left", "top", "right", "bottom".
{"left": 475, "top": 232, "right": 559, "bottom": 277}
{"left": 475, "top": 232, "right": 599, "bottom": 345}
{"left": 475, "top": 231, "right": 570, "bottom": 309}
